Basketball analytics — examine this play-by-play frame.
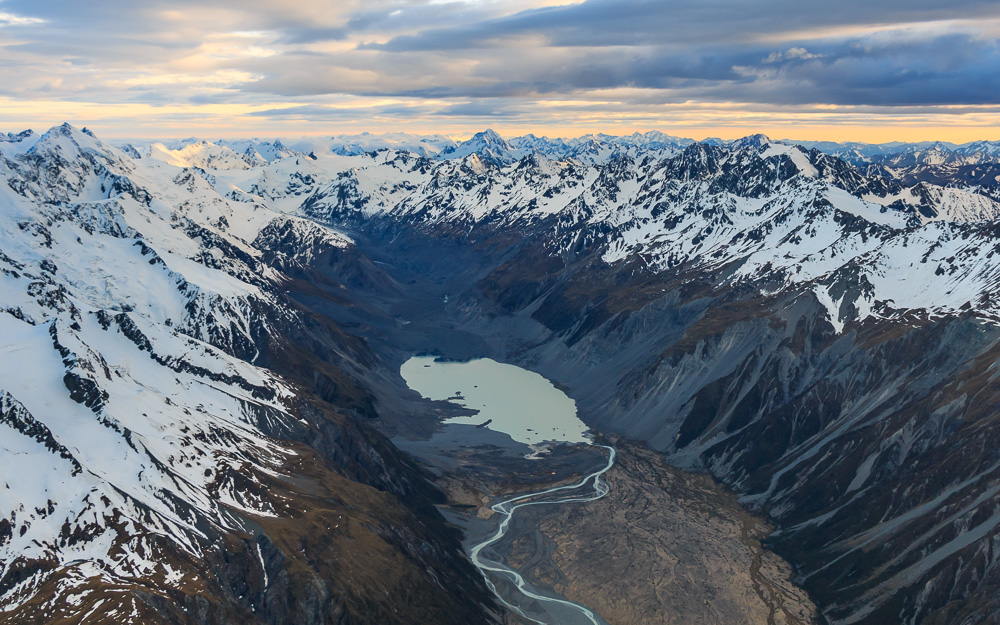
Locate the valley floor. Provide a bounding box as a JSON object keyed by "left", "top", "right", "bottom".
{"left": 429, "top": 437, "right": 818, "bottom": 625}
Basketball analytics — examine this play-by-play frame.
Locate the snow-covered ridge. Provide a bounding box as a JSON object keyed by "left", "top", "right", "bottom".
{"left": 122, "top": 137, "right": 300, "bottom": 171}
{"left": 267, "top": 133, "right": 1000, "bottom": 329}
{"left": 98, "top": 128, "right": 694, "bottom": 169}
{"left": 80, "top": 126, "right": 1000, "bottom": 172}
{"left": 0, "top": 123, "right": 358, "bottom": 620}
{"left": 788, "top": 138, "right": 1000, "bottom": 165}
{"left": 10, "top": 123, "right": 979, "bottom": 172}
{"left": 52, "top": 125, "right": 998, "bottom": 332}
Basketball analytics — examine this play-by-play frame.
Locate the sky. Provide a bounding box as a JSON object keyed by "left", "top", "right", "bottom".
{"left": 2, "top": 0, "right": 1000, "bottom": 142}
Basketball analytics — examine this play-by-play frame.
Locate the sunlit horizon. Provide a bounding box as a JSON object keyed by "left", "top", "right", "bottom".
{"left": 7, "top": 113, "right": 1000, "bottom": 146}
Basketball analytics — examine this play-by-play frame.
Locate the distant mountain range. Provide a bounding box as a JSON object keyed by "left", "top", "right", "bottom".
{"left": 95, "top": 126, "right": 1000, "bottom": 183}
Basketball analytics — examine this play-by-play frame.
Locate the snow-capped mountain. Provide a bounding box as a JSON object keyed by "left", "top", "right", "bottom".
{"left": 120, "top": 137, "right": 302, "bottom": 171}
{"left": 438, "top": 129, "right": 516, "bottom": 165}
{"left": 295, "top": 133, "right": 1000, "bottom": 327}
{"left": 790, "top": 138, "right": 1000, "bottom": 167}
{"left": 436, "top": 129, "right": 690, "bottom": 166}
{"left": 0, "top": 124, "right": 492, "bottom": 625}
{"left": 7, "top": 122, "right": 1000, "bottom": 625}
{"left": 240, "top": 129, "right": 1000, "bottom": 625}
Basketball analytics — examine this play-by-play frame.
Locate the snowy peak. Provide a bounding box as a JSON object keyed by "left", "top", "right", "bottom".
{"left": 728, "top": 134, "right": 818, "bottom": 177}
{"left": 219, "top": 138, "right": 298, "bottom": 164}
{"left": 142, "top": 140, "right": 257, "bottom": 170}
{"left": 440, "top": 128, "right": 516, "bottom": 165}
{"left": 0, "top": 129, "right": 35, "bottom": 143}
{"left": 29, "top": 123, "right": 106, "bottom": 157}
{"left": 508, "top": 133, "right": 568, "bottom": 155}
{"left": 122, "top": 137, "right": 303, "bottom": 171}
{"left": 731, "top": 133, "right": 774, "bottom": 151}
{"left": 471, "top": 128, "right": 507, "bottom": 148}
{"left": 789, "top": 137, "right": 1000, "bottom": 172}
{"left": 758, "top": 142, "right": 819, "bottom": 177}
{"left": 619, "top": 130, "right": 691, "bottom": 149}
{"left": 0, "top": 129, "right": 39, "bottom": 157}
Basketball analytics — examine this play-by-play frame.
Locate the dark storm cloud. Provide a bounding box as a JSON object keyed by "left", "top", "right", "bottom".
{"left": 340, "top": 0, "right": 1000, "bottom": 108}
{"left": 359, "top": 28, "right": 1000, "bottom": 108}
{"left": 729, "top": 34, "right": 1000, "bottom": 106}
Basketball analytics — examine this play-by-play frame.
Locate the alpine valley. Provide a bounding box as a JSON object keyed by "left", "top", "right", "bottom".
{"left": 5, "top": 123, "right": 1000, "bottom": 625}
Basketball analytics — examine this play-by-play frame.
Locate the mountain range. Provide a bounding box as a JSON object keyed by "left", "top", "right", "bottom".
{"left": 4, "top": 123, "right": 1000, "bottom": 624}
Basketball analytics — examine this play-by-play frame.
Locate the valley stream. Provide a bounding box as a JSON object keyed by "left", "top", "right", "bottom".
{"left": 470, "top": 443, "right": 616, "bottom": 625}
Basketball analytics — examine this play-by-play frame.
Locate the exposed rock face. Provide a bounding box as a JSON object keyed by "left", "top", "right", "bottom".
{"left": 490, "top": 268, "right": 1000, "bottom": 625}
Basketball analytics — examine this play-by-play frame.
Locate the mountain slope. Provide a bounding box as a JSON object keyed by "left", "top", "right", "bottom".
{"left": 257, "top": 131, "right": 1000, "bottom": 625}
{"left": 0, "top": 124, "right": 494, "bottom": 625}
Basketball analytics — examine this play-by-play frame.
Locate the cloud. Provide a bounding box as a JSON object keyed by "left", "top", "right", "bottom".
{"left": 247, "top": 102, "right": 441, "bottom": 120}
{"left": 433, "top": 102, "right": 520, "bottom": 117}
{"left": 247, "top": 105, "right": 363, "bottom": 119}
{"left": 0, "top": 11, "right": 44, "bottom": 26}
{"left": 2, "top": 0, "right": 1000, "bottom": 138}
{"left": 367, "top": 0, "right": 1000, "bottom": 50}
{"left": 763, "top": 47, "right": 823, "bottom": 63}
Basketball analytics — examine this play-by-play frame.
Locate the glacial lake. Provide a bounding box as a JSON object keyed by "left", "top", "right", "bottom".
{"left": 400, "top": 356, "right": 592, "bottom": 446}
